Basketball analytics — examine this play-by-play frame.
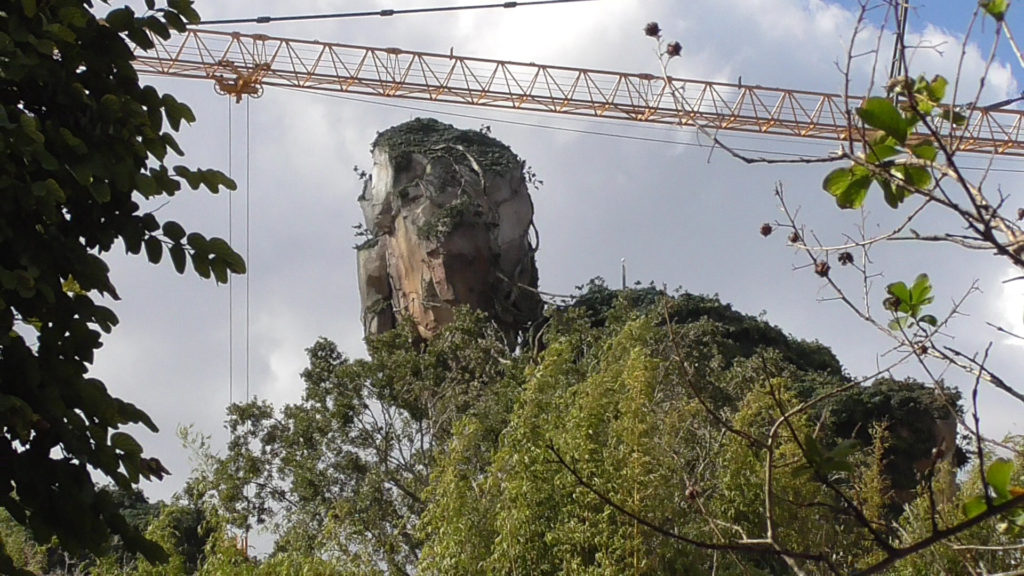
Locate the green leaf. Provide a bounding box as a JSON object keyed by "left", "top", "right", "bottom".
{"left": 176, "top": 3, "right": 202, "bottom": 24}
{"left": 223, "top": 250, "right": 246, "bottom": 274}
{"left": 886, "top": 281, "right": 911, "bottom": 311}
{"left": 925, "top": 75, "right": 948, "bottom": 103}
{"left": 206, "top": 236, "right": 233, "bottom": 257}
{"left": 90, "top": 181, "right": 112, "bottom": 203}
{"left": 964, "top": 494, "right": 988, "bottom": 519}
{"left": 134, "top": 172, "right": 157, "bottom": 197}
{"left": 31, "top": 179, "right": 65, "bottom": 203}
{"left": 823, "top": 166, "right": 872, "bottom": 209}
{"left": 910, "top": 143, "right": 938, "bottom": 162}
{"left": 21, "top": 0, "right": 37, "bottom": 18}
{"left": 139, "top": 212, "right": 160, "bottom": 233}
{"left": 888, "top": 316, "right": 912, "bottom": 331}
{"left": 191, "top": 253, "right": 211, "bottom": 279}
{"left": 57, "top": 6, "right": 89, "bottom": 28}
{"left": 988, "top": 459, "right": 1014, "bottom": 500}
{"left": 92, "top": 306, "right": 119, "bottom": 334}
{"left": 913, "top": 94, "right": 936, "bottom": 116}
{"left": 210, "top": 258, "right": 229, "bottom": 284}
{"left": 162, "top": 220, "right": 186, "bottom": 243}
{"left": 161, "top": 95, "right": 195, "bottom": 131}
{"left": 143, "top": 15, "right": 171, "bottom": 41}
{"left": 163, "top": 10, "right": 186, "bottom": 33}
{"left": 150, "top": 165, "right": 181, "bottom": 194}
{"left": 866, "top": 142, "right": 900, "bottom": 163}
{"left": 44, "top": 23, "right": 76, "bottom": 42}
{"left": 893, "top": 165, "right": 933, "bottom": 190}
{"left": 162, "top": 133, "right": 185, "bottom": 157}
{"left": 830, "top": 439, "right": 860, "bottom": 460}
{"left": 110, "top": 432, "right": 143, "bottom": 456}
{"left": 173, "top": 165, "right": 203, "bottom": 190}
{"left": 942, "top": 108, "right": 969, "bottom": 127}
{"left": 910, "top": 274, "right": 934, "bottom": 306}
{"left": 981, "top": 0, "right": 1009, "bottom": 21}
{"left": 126, "top": 26, "right": 155, "bottom": 51}
{"left": 198, "top": 168, "right": 235, "bottom": 193}
{"left": 918, "top": 314, "right": 938, "bottom": 327}
{"left": 879, "top": 178, "right": 907, "bottom": 209}
{"left": 169, "top": 243, "right": 187, "bottom": 274}
{"left": 18, "top": 114, "right": 43, "bottom": 143}
{"left": 105, "top": 7, "right": 134, "bottom": 31}
{"left": 857, "top": 97, "right": 909, "bottom": 144}
{"left": 122, "top": 227, "right": 143, "bottom": 255}
{"left": 803, "top": 432, "right": 824, "bottom": 465}
{"left": 59, "top": 127, "right": 88, "bottom": 155}
{"left": 186, "top": 232, "right": 208, "bottom": 252}
{"left": 143, "top": 236, "right": 162, "bottom": 265}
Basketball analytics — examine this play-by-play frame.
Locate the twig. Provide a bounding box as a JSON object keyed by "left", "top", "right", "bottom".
{"left": 851, "top": 493, "right": 1024, "bottom": 576}
{"left": 547, "top": 442, "right": 830, "bottom": 564}
{"left": 973, "top": 345, "right": 993, "bottom": 510}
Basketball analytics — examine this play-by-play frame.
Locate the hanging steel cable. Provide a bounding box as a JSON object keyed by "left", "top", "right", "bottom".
{"left": 199, "top": 0, "right": 597, "bottom": 26}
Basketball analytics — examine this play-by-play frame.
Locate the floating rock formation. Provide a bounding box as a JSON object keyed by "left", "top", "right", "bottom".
{"left": 355, "top": 118, "right": 542, "bottom": 340}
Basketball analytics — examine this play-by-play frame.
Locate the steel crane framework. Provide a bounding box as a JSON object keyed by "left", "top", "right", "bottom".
{"left": 134, "top": 28, "right": 1024, "bottom": 157}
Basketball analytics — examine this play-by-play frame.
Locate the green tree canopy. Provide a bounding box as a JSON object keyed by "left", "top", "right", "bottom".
{"left": 0, "top": 1, "right": 243, "bottom": 572}
{"left": 210, "top": 282, "right": 963, "bottom": 574}
{"left": 216, "top": 310, "right": 522, "bottom": 574}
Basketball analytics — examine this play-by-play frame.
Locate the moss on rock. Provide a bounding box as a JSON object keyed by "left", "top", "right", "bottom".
{"left": 372, "top": 118, "right": 522, "bottom": 177}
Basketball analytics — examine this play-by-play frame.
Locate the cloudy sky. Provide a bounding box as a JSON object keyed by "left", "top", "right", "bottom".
{"left": 97, "top": 0, "right": 1024, "bottom": 503}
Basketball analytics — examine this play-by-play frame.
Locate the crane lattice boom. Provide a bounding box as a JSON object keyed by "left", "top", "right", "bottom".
{"left": 134, "top": 28, "right": 1024, "bottom": 157}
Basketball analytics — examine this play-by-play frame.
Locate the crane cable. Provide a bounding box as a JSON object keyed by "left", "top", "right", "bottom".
{"left": 226, "top": 97, "right": 254, "bottom": 557}
{"left": 226, "top": 97, "right": 253, "bottom": 407}
{"left": 286, "top": 86, "right": 1024, "bottom": 174}
{"left": 199, "top": 0, "right": 597, "bottom": 26}
{"left": 245, "top": 96, "right": 251, "bottom": 406}
{"left": 227, "top": 97, "right": 233, "bottom": 405}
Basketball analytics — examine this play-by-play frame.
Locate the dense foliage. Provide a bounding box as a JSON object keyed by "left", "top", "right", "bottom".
{"left": 417, "top": 284, "right": 956, "bottom": 574}
{"left": 0, "top": 0, "right": 242, "bottom": 571}
{"left": 5, "top": 283, "right": 1020, "bottom": 573}
{"left": 187, "top": 285, "right": 996, "bottom": 573}
{"left": 215, "top": 310, "right": 522, "bottom": 574}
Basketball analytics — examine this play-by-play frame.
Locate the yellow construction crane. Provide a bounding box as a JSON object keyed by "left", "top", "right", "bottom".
{"left": 133, "top": 28, "right": 1024, "bottom": 156}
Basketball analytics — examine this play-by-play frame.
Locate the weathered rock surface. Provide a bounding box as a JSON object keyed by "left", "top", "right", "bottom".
{"left": 355, "top": 118, "right": 542, "bottom": 340}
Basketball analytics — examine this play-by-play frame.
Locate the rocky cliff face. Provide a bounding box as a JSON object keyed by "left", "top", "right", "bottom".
{"left": 356, "top": 118, "right": 542, "bottom": 341}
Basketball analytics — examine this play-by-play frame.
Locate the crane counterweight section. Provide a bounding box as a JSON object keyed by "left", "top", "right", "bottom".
{"left": 133, "top": 28, "right": 1024, "bottom": 157}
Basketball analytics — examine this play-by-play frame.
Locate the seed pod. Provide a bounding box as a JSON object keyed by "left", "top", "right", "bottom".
{"left": 666, "top": 41, "right": 682, "bottom": 57}
{"left": 838, "top": 251, "right": 854, "bottom": 265}
{"left": 644, "top": 22, "right": 662, "bottom": 38}
{"left": 788, "top": 231, "right": 801, "bottom": 244}
{"left": 760, "top": 223, "right": 773, "bottom": 237}
{"left": 814, "top": 260, "right": 830, "bottom": 277}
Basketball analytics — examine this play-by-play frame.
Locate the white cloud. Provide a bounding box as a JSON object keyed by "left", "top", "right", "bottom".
{"left": 994, "top": 267, "right": 1024, "bottom": 347}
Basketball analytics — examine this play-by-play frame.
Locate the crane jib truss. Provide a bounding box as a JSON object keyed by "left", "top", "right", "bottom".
{"left": 133, "top": 28, "right": 1024, "bottom": 157}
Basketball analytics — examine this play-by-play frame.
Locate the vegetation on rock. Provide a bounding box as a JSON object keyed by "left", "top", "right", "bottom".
{"left": 372, "top": 118, "right": 524, "bottom": 177}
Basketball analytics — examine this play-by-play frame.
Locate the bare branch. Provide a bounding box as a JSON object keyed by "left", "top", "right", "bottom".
{"left": 546, "top": 442, "right": 831, "bottom": 565}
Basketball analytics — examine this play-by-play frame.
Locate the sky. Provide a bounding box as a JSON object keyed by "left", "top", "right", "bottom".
{"left": 94, "top": 0, "right": 1024, "bottom": 505}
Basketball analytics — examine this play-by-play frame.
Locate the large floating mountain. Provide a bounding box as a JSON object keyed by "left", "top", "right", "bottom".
{"left": 355, "top": 118, "right": 542, "bottom": 340}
